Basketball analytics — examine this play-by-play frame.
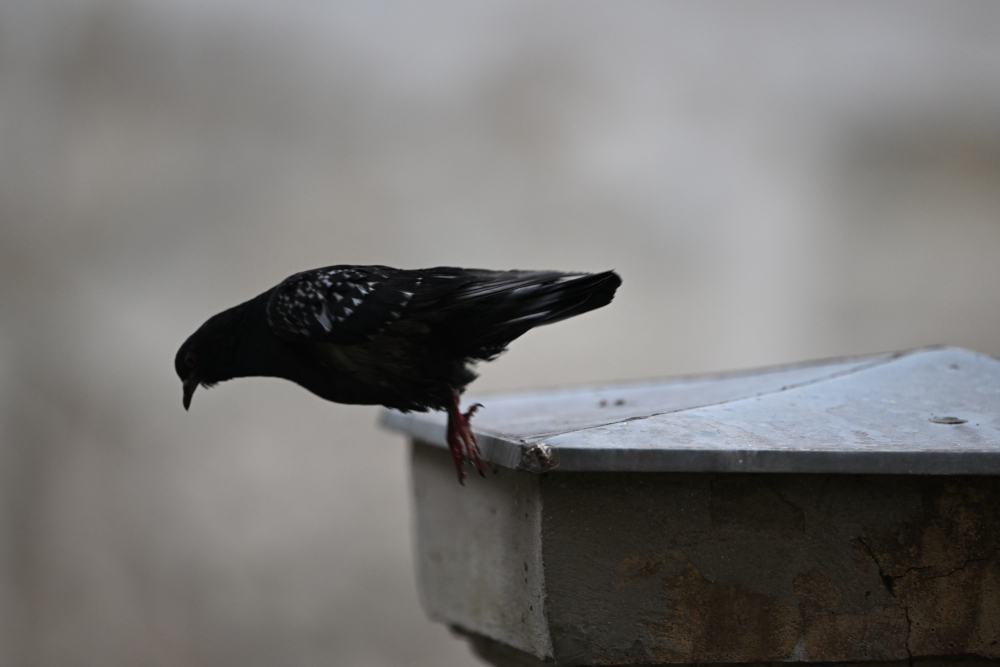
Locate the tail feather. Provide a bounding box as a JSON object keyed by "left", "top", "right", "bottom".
{"left": 529, "top": 270, "right": 621, "bottom": 326}
{"left": 452, "top": 270, "right": 621, "bottom": 359}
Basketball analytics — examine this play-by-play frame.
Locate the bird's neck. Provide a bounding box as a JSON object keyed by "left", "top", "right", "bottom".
{"left": 211, "top": 291, "right": 287, "bottom": 381}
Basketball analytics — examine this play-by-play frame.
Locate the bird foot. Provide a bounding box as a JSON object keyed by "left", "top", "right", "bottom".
{"left": 447, "top": 388, "right": 484, "bottom": 484}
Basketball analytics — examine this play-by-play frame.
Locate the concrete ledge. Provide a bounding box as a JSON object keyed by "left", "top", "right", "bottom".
{"left": 396, "top": 349, "right": 1000, "bottom": 665}
{"left": 412, "top": 441, "right": 1000, "bottom": 665}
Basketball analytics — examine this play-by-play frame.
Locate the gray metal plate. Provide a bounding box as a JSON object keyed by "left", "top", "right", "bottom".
{"left": 381, "top": 347, "right": 1000, "bottom": 474}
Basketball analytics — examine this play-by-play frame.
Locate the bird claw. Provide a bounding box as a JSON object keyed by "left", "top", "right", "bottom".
{"left": 447, "top": 391, "right": 485, "bottom": 483}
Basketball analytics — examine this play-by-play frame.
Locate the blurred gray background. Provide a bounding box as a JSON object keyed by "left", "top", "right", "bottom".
{"left": 1, "top": 1, "right": 998, "bottom": 665}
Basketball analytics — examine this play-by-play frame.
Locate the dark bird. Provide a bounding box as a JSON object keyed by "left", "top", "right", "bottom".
{"left": 175, "top": 265, "right": 621, "bottom": 481}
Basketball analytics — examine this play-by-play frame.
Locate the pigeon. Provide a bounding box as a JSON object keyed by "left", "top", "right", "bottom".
{"left": 175, "top": 265, "right": 621, "bottom": 482}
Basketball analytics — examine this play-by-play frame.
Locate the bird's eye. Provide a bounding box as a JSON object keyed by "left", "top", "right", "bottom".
{"left": 185, "top": 354, "right": 197, "bottom": 368}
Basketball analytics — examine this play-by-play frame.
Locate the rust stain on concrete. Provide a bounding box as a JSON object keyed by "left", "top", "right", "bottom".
{"left": 542, "top": 473, "right": 999, "bottom": 665}
{"left": 898, "top": 554, "right": 1000, "bottom": 659}
{"left": 648, "top": 558, "right": 801, "bottom": 663}
{"left": 863, "top": 479, "right": 999, "bottom": 578}
{"left": 794, "top": 566, "right": 910, "bottom": 661}
{"left": 615, "top": 552, "right": 665, "bottom": 586}
{"left": 861, "top": 477, "right": 1000, "bottom": 660}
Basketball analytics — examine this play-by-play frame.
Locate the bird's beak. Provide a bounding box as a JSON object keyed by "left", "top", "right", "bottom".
{"left": 182, "top": 376, "right": 199, "bottom": 411}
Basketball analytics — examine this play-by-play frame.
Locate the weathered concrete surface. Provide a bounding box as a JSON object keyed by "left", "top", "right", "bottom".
{"left": 410, "top": 443, "right": 552, "bottom": 658}
{"left": 860, "top": 479, "right": 1000, "bottom": 660}
{"left": 411, "top": 442, "right": 1000, "bottom": 666}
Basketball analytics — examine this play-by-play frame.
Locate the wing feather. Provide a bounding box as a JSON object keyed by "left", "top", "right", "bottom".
{"left": 267, "top": 265, "right": 415, "bottom": 345}
{"left": 265, "top": 264, "right": 612, "bottom": 350}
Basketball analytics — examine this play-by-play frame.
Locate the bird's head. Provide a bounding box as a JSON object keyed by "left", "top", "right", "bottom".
{"left": 175, "top": 306, "right": 247, "bottom": 410}
{"left": 175, "top": 332, "right": 213, "bottom": 410}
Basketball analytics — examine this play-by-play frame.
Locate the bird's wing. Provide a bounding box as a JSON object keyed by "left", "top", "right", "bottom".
{"left": 266, "top": 265, "right": 425, "bottom": 345}
{"left": 266, "top": 265, "right": 598, "bottom": 346}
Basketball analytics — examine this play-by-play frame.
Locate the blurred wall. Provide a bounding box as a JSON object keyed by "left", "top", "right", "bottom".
{"left": 0, "top": 1, "right": 998, "bottom": 665}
